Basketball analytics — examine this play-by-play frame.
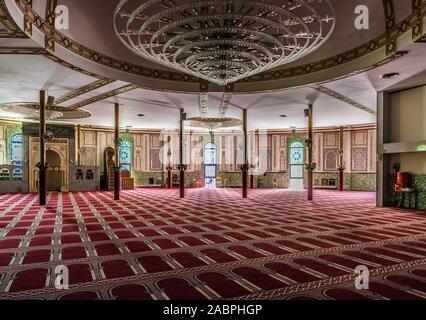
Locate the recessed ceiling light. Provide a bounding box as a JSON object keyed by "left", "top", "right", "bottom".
{"left": 280, "top": 115, "right": 288, "bottom": 118}
{"left": 380, "top": 72, "right": 400, "bottom": 79}
{"left": 137, "top": 114, "right": 145, "bottom": 117}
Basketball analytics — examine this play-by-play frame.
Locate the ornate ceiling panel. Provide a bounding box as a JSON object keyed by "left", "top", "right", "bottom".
{"left": 1, "top": 0, "right": 424, "bottom": 92}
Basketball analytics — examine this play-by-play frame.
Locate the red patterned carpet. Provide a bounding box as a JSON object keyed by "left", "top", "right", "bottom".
{"left": 0, "top": 188, "right": 426, "bottom": 300}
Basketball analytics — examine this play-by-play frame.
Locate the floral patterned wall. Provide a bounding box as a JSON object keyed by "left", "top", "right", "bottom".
{"left": 393, "top": 175, "right": 426, "bottom": 210}
{"left": 413, "top": 175, "right": 426, "bottom": 210}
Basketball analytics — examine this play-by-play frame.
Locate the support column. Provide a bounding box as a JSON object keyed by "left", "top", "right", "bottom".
{"left": 242, "top": 109, "right": 248, "bottom": 198}
{"left": 38, "top": 90, "right": 48, "bottom": 206}
{"left": 178, "top": 109, "right": 187, "bottom": 198}
{"left": 338, "top": 126, "right": 345, "bottom": 191}
{"left": 114, "top": 103, "right": 120, "bottom": 201}
{"left": 166, "top": 136, "right": 173, "bottom": 189}
{"left": 306, "top": 104, "right": 314, "bottom": 201}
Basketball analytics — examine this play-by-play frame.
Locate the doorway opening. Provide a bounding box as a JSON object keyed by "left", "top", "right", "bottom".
{"left": 46, "top": 150, "right": 63, "bottom": 191}
{"left": 204, "top": 142, "right": 217, "bottom": 188}
{"left": 289, "top": 140, "right": 305, "bottom": 190}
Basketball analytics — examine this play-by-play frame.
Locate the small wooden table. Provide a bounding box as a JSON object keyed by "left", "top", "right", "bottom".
{"left": 394, "top": 190, "right": 418, "bottom": 209}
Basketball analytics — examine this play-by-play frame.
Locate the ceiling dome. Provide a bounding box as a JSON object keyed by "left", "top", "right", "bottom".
{"left": 114, "top": 0, "right": 335, "bottom": 86}
{"left": 3, "top": 0, "right": 423, "bottom": 92}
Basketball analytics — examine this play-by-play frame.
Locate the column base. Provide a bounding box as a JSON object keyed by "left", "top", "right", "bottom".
{"left": 307, "top": 171, "right": 313, "bottom": 201}
{"left": 178, "top": 165, "right": 187, "bottom": 198}
{"left": 179, "top": 170, "right": 185, "bottom": 198}
{"left": 339, "top": 168, "right": 345, "bottom": 192}
{"left": 167, "top": 169, "right": 172, "bottom": 189}
{"left": 37, "top": 164, "right": 48, "bottom": 206}
{"left": 242, "top": 169, "right": 248, "bottom": 199}
{"left": 114, "top": 166, "right": 120, "bottom": 200}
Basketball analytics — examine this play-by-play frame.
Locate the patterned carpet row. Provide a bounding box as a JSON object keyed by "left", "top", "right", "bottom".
{"left": 0, "top": 188, "right": 426, "bottom": 300}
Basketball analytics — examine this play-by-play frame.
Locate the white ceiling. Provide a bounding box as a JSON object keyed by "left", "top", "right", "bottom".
{"left": 2, "top": 41, "right": 426, "bottom": 130}
{"left": 0, "top": 54, "right": 97, "bottom": 103}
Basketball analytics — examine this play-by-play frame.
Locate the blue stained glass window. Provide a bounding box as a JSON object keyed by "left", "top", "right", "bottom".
{"left": 290, "top": 141, "right": 304, "bottom": 179}
{"left": 119, "top": 141, "right": 132, "bottom": 171}
{"left": 204, "top": 143, "right": 217, "bottom": 188}
{"left": 10, "top": 133, "right": 23, "bottom": 166}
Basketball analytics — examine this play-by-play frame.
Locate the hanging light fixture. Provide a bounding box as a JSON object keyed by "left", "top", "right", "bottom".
{"left": 186, "top": 117, "right": 242, "bottom": 130}
{"left": 114, "top": 0, "right": 335, "bottom": 86}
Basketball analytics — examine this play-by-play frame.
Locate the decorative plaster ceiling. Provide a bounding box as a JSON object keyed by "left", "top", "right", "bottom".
{"left": 4, "top": 0, "right": 425, "bottom": 92}
{"left": 1, "top": 0, "right": 426, "bottom": 131}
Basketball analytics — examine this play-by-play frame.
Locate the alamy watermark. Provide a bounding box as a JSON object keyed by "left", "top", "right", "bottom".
{"left": 354, "top": 265, "right": 370, "bottom": 290}
{"left": 52, "top": 4, "right": 370, "bottom": 32}
{"left": 355, "top": 5, "right": 370, "bottom": 30}
{"left": 55, "top": 5, "right": 69, "bottom": 30}
{"left": 54, "top": 265, "right": 69, "bottom": 290}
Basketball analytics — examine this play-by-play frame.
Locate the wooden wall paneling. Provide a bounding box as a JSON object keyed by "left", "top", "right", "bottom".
{"left": 352, "top": 130, "right": 368, "bottom": 146}
{"left": 324, "top": 132, "right": 338, "bottom": 147}
{"left": 142, "top": 134, "right": 150, "bottom": 171}
{"left": 135, "top": 133, "right": 143, "bottom": 171}
{"left": 184, "top": 133, "right": 191, "bottom": 167}
{"left": 225, "top": 135, "right": 233, "bottom": 171}
{"left": 96, "top": 132, "right": 106, "bottom": 174}
{"left": 258, "top": 131, "right": 268, "bottom": 173}
{"left": 352, "top": 147, "right": 368, "bottom": 171}
{"left": 271, "top": 135, "right": 280, "bottom": 172}
{"left": 323, "top": 132, "right": 339, "bottom": 171}
{"left": 148, "top": 134, "right": 162, "bottom": 171}
{"left": 313, "top": 133, "right": 319, "bottom": 172}
{"left": 316, "top": 133, "right": 323, "bottom": 172}
{"left": 82, "top": 147, "right": 96, "bottom": 166}
{"left": 105, "top": 132, "right": 114, "bottom": 148}
{"left": 351, "top": 130, "right": 368, "bottom": 172}
{"left": 189, "top": 134, "right": 199, "bottom": 171}
{"left": 344, "top": 130, "right": 352, "bottom": 172}
{"left": 83, "top": 131, "right": 96, "bottom": 146}
{"left": 247, "top": 132, "right": 254, "bottom": 168}
{"left": 324, "top": 148, "right": 339, "bottom": 171}
{"left": 368, "top": 130, "right": 377, "bottom": 172}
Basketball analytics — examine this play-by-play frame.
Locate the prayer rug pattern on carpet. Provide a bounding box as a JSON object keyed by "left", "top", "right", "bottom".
{"left": 0, "top": 188, "right": 426, "bottom": 300}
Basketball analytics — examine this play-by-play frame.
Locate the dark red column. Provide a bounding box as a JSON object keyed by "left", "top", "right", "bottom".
{"left": 114, "top": 103, "right": 120, "bottom": 201}
{"left": 179, "top": 109, "right": 186, "bottom": 198}
{"left": 38, "top": 90, "right": 47, "bottom": 206}
{"left": 167, "top": 167, "right": 173, "bottom": 189}
{"left": 166, "top": 136, "right": 173, "bottom": 189}
{"left": 179, "top": 166, "right": 186, "bottom": 198}
{"left": 242, "top": 109, "right": 248, "bottom": 198}
{"left": 307, "top": 104, "right": 314, "bottom": 201}
{"left": 338, "top": 126, "right": 345, "bottom": 191}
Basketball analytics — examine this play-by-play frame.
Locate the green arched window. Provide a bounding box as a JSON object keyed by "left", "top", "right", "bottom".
{"left": 119, "top": 140, "right": 132, "bottom": 171}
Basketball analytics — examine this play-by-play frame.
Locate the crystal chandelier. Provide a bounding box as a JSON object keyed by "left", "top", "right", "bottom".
{"left": 187, "top": 117, "right": 242, "bottom": 130}
{"left": 114, "top": 0, "right": 335, "bottom": 86}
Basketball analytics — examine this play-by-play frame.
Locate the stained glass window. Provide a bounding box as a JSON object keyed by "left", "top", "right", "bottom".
{"left": 120, "top": 141, "right": 132, "bottom": 171}
{"left": 204, "top": 143, "right": 217, "bottom": 188}
{"left": 290, "top": 141, "right": 304, "bottom": 179}
{"left": 10, "top": 133, "right": 23, "bottom": 166}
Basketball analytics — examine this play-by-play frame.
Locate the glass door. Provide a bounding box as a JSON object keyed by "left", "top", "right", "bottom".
{"left": 289, "top": 141, "right": 304, "bottom": 190}
{"left": 204, "top": 143, "right": 217, "bottom": 188}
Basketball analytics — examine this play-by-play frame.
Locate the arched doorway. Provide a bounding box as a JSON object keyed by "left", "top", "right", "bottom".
{"left": 204, "top": 143, "right": 217, "bottom": 188}
{"left": 46, "top": 150, "right": 63, "bottom": 191}
{"left": 289, "top": 139, "right": 305, "bottom": 190}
